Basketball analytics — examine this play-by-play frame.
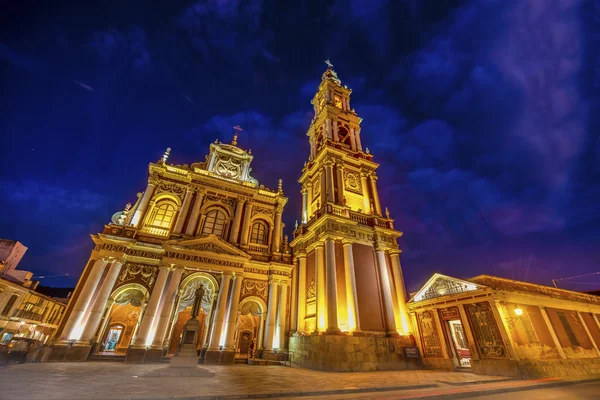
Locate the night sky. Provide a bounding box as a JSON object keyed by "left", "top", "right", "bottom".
{"left": 2, "top": 0, "right": 599, "bottom": 292}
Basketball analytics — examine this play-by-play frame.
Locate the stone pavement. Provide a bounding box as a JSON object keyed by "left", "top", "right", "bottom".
{"left": 0, "top": 362, "right": 507, "bottom": 400}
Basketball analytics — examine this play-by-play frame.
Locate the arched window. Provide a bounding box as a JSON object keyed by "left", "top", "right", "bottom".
{"left": 334, "top": 95, "right": 343, "bottom": 109}
{"left": 143, "top": 200, "right": 177, "bottom": 237}
{"left": 148, "top": 202, "right": 176, "bottom": 228}
{"left": 338, "top": 125, "right": 351, "bottom": 146}
{"left": 250, "top": 221, "right": 269, "bottom": 245}
{"left": 202, "top": 209, "right": 227, "bottom": 237}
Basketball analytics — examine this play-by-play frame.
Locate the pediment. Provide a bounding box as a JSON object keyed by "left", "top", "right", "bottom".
{"left": 165, "top": 234, "right": 250, "bottom": 259}
{"left": 410, "top": 273, "right": 486, "bottom": 303}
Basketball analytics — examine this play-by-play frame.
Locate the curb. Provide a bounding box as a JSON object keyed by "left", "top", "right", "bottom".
{"left": 135, "top": 384, "right": 439, "bottom": 400}
{"left": 395, "top": 377, "right": 600, "bottom": 399}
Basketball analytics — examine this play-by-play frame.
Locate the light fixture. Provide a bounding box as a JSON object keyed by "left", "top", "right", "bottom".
{"left": 514, "top": 308, "right": 523, "bottom": 316}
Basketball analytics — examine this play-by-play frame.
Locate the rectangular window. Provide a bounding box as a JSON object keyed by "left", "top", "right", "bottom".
{"left": 557, "top": 311, "right": 580, "bottom": 346}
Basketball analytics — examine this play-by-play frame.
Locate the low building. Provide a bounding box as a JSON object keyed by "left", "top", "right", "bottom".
{"left": 407, "top": 273, "right": 600, "bottom": 378}
{"left": 0, "top": 241, "right": 67, "bottom": 345}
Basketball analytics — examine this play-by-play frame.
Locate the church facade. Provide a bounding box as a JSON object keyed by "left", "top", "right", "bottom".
{"left": 50, "top": 134, "right": 293, "bottom": 364}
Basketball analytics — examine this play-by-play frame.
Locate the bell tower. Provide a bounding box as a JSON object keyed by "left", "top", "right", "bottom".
{"left": 290, "top": 62, "right": 413, "bottom": 371}
{"left": 302, "top": 61, "right": 380, "bottom": 220}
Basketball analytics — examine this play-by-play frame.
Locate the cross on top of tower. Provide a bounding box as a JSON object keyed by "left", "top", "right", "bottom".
{"left": 232, "top": 125, "right": 242, "bottom": 146}
{"left": 325, "top": 59, "right": 334, "bottom": 69}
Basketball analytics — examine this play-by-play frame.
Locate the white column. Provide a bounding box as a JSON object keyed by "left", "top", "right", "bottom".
{"left": 315, "top": 244, "right": 326, "bottom": 332}
{"left": 355, "top": 128, "right": 363, "bottom": 151}
{"left": 79, "top": 260, "right": 124, "bottom": 343}
{"left": 432, "top": 309, "right": 449, "bottom": 359}
{"left": 276, "top": 282, "right": 288, "bottom": 348}
{"left": 290, "top": 265, "right": 298, "bottom": 333}
{"left": 325, "top": 163, "right": 334, "bottom": 203}
{"left": 337, "top": 164, "right": 345, "bottom": 206}
{"left": 185, "top": 191, "right": 204, "bottom": 236}
{"left": 132, "top": 265, "right": 169, "bottom": 347}
{"left": 539, "top": 306, "right": 566, "bottom": 359}
{"left": 132, "top": 181, "right": 157, "bottom": 227}
{"left": 240, "top": 201, "right": 254, "bottom": 247}
{"left": 325, "top": 239, "right": 340, "bottom": 333}
{"left": 263, "top": 278, "right": 279, "bottom": 350}
{"left": 229, "top": 198, "right": 246, "bottom": 244}
{"left": 458, "top": 304, "right": 480, "bottom": 361}
{"left": 330, "top": 119, "right": 337, "bottom": 141}
{"left": 375, "top": 249, "right": 397, "bottom": 334}
{"left": 349, "top": 128, "right": 357, "bottom": 151}
{"left": 307, "top": 183, "right": 313, "bottom": 220}
{"left": 301, "top": 187, "right": 308, "bottom": 224}
{"left": 577, "top": 311, "right": 600, "bottom": 357}
{"left": 208, "top": 273, "right": 232, "bottom": 349}
{"left": 369, "top": 174, "right": 382, "bottom": 216}
{"left": 151, "top": 267, "right": 183, "bottom": 348}
{"left": 388, "top": 251, "right": 410, "bottom": 333}
{"left": 58, "top": 258, "right": 109, "bottom": 342}
{"left": 174, "top": 189, "right": 193, "bottom": 234}
{"left": 360, "top": 172, "right": 371, "bottom": 214}
{"left": 342, "top": 241, "right": 359, "bottom": 332}
{"left": 297, "top": 254, "right": 307, "bottom": 333}
{"left": 223, "top": 274, "right": 244, "bottom": 350}
{"left": 273, "top": 206, "right": 282, "bottom": 252}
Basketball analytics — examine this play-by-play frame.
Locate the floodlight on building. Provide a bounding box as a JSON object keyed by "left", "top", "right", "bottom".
{"left": 514, "top": 308, "right": 523, "bottom": 316}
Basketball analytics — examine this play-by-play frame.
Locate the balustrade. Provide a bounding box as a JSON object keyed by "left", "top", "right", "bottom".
{"left": 293, "top": 204, "right": 393, "bottom": 239}
{"left": 141, "top": 226, "right": 170, "bottom": 237}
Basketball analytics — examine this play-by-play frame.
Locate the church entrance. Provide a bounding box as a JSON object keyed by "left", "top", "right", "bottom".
{"left": 440, "top": 307, "right": 471, "bottom": 368}
{"left": 95, "top": 286, "right": 147, "bottom": 355}
{"left": 446, "top": 319, "right": 471, "bottom": 368}
{"left": 235, "top": 299, "right": 264, "bottom": 359}
{"left": 104, "top": 325, "right": 124, "bottom": 351}
{"left": 165, "top": 273, "right": 217, "bottom": 356}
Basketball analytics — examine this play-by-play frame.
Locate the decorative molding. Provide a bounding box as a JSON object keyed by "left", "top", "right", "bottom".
{"left": 344, "top": 171, "right": 362, "bottom": 194}
{"left": 252, "top": 205, "right": 274, "bottom": 218}
{"left": 155, "top": 181, "right": 186, "bottom": 200}
{"left": 181, "top": 242, "right": 237, "bottom": 255}
{"left": 165, "top": 251, "right": 244, "bottom": 268}
{"left": 205, "top": 193, "right": 236, "bottom": 209}
{"left": 117, "top": 263, "right": 158, "bottom": 288}
{"left": 243, "top": 267, "right": 268, "bottom": 275}
{"left": 241, "top": 278, "right": 269, "bottom": 300}
{"left": 307, "top": 279, "right": 316, "bottom": 299}
{"left": 97, "top": 243, "right": 163, "bottom": 260}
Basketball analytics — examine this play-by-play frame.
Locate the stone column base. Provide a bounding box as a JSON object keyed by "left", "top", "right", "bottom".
{"left": 124, "top": 346, "right": 148, "bottom": 363}
{"left": 47, "top": 343, "right": 92, "bottom": 362}
{"left": 203, "top": 350, "right": 222, "bottom": 364}
{"left": 144, "top": 348, "right": 165, "bottom": 364}
{"left": 289, "top": 333, "right": 417, "bottom": 372}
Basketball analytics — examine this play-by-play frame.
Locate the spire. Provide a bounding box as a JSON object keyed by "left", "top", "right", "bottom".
{"left": 232, "top": 125, "right": 242, "bottom": 146}
{"left": 322, "top": 59, "right": 341, "bottom": 84}
{"left": 161, "top": 147, "right": 171, "bottom": 163}
{"left": 278, "top": 178, "right": 283, "bottom": 194}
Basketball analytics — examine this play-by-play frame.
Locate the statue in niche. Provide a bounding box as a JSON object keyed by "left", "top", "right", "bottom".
{"left": 190, "top": 284, "right": 206, "bottom": 318}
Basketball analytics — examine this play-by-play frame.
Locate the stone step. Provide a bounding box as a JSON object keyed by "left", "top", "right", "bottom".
{"left": 88, "top": 354, "right": 126, "bottom": 362}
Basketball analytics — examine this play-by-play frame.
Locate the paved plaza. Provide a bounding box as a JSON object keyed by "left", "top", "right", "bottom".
{"left": 0, "top": 363, "right": 508, "bottom": 400}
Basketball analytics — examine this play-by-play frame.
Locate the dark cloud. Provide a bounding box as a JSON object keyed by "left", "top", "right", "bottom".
{"left": 0, "top": 0, "right": 597, "bottom": 290}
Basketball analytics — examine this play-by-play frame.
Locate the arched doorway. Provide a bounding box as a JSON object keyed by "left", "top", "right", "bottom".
{"left": 166, "top": 273, "right": 218, "bottom": 355}
{"left": 96, "top": 284, "right": 149, "bottom": 355}
{"left": 236, "top": 297, "right": 266, "bottom": 359}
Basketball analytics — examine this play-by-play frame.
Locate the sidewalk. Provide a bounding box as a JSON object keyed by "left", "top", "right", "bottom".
{"left": 1, "top": 362, "right": 598, "bottom": 400}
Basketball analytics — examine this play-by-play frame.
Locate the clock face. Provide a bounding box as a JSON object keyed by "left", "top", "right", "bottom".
{"left": 215, "top": 157, "right": 241, "bottom": 178}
